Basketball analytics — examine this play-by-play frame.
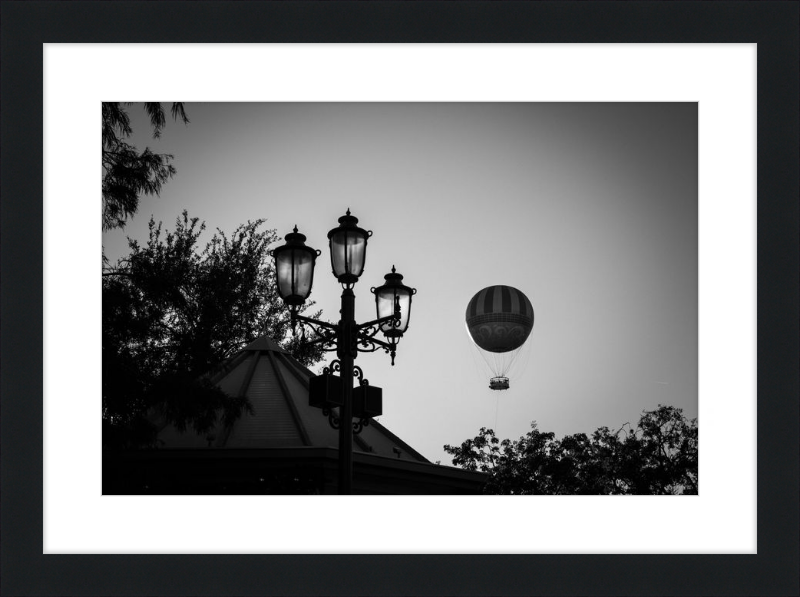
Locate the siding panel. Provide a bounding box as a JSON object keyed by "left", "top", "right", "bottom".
{"left": 225, "top": 354, "right": 304, "bottom": 448}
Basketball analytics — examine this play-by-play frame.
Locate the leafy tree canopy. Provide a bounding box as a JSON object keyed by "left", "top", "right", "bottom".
{"left": 444, "top": 405, "right": 698, "bottom": 495}
{"left": 103, "top": 211, "right": 326, "bottom": 448}
{"left": 102, "top": 102, "right": 189, "bottom": 231}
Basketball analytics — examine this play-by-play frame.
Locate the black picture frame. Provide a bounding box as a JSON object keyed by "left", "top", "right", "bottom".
{"left": 2, "top": 1, "right": 797, "bottom": 595}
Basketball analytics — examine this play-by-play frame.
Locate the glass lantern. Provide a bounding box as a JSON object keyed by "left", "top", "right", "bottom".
{"left": 371, "top": 266, "right": 416, "bottom": 341}
{"left": 271, "top": 226, "right": 320, "bottom": 310}
{"left": 327, "top": 209, "right": 371, "bottom": 286}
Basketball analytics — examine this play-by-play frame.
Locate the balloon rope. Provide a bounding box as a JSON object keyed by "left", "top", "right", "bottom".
{"left": 494, "top": 392, "right": 500, "bottom": 433}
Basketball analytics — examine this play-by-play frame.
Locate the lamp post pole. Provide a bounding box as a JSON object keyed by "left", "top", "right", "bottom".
{"left": 272, "top": 210, "right": 416, "bottom": 495}
{"left": 337, "top": 288, "right": 356, "bottom": 495}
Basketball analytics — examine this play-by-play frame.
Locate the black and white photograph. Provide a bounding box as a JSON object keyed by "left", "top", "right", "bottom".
{"left": 101, "top": 102, "right": 698, "bottom": 495}
{"left": 4, "top": 0, "right": 797, "bottom": 593}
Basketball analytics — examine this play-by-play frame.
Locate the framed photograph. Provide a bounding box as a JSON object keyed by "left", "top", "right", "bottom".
{"left": 2, "top": 1, "right": 797, "bottom": 595}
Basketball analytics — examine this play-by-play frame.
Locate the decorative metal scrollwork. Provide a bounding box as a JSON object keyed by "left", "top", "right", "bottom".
{"left": 292, "top": 315, "right": 339, "bottom": 352}
{"left": 323, "top": 360, "right": 342, "bottom": 376}
{"left": 323, "top": 408, "right": 369, "bottom": 434}
{"left": 320, "top": 362, "right": 373, "bottom": 434}
{"left": 354, "top": 329, "right": 395, "bottom": 359}
{"left": 353, "top": 418, "right": 370, "bottom": 435}
{"left": 357, "top": 322, "right": 383, "bottom": 341}
{"left": 322, "top": 406, "right": 340, "bottom": 430}
{"left": 353, "top": 365, "right": 366, "bottom": 384}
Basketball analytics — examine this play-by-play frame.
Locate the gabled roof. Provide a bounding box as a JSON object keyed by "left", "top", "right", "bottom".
{"left": 155, "top": 336, "right": 430, "bottom": 464}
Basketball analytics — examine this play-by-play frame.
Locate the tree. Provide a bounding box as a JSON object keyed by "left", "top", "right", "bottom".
{"left": 103, "top": 211, "right": 326, "bottom": 448}
{"left": 102, "top": 102, "right": 189, "bottom": 230}
{"left": 444, "top": 405, "right": 698, "bottom": 495}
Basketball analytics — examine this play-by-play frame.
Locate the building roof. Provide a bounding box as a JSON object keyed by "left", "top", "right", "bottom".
{"left": 154, "top": 336, "right": 430, "bottom": 464}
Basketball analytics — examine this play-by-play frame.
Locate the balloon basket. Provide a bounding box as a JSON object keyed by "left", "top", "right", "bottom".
{"left": 489, "top": 377, "right": 509, "bottom": 391}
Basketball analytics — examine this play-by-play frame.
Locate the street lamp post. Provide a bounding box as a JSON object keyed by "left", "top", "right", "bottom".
{"left": 272, "top": 209, "right": 416, "bottom": 494}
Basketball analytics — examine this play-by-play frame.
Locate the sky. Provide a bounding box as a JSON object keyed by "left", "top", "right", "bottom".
{"left": 103, "top": 102, "right": 698, "bottom": 465}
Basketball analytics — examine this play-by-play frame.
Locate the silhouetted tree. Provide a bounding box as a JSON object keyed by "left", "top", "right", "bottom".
{"left": 444, "top": 405, "right": 698, "bottom": 495}
{"left": 103, "top": 211, "right": 326, "bottom": 448}
{"left": 102, "top": 102, "right": 189, "bottom": 230}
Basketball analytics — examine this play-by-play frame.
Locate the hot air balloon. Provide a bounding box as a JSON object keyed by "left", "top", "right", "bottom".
{"left": 465, "top": 285, "right": 534, "bottom": 390}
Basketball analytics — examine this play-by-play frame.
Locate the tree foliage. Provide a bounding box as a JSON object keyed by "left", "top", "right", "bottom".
{"left": 102, "top": 102, "right": 189, "bottom": 230}
{"left": 103, "top": 211, "right": 326, "bottom": 448}
{"left": 444, "top": 405, "right": 698, "bottom": 495}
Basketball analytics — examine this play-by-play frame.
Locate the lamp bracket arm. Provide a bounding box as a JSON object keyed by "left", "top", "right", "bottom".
{"left": 354, "top": 332, "right": 397, "bottom": 365}
{"left": 355, "top": 333, "right": 394, "bottom": 351}
{"left": 291, "top": 313, "right": 339, "bottom": 332}
{"left": 354, "top": 323, "right": 382, "bottom": 341}
{"left": 304, "top": 334, "right": 339, "bottom": 351}
{"left": 290, "top": 314, "right": 338, "bottom": 350}
{"left": 356, "top": 313, "right": 399, "bottom": 332}
{"left": 354, "top": 342, "right": 385, "bottom": 354}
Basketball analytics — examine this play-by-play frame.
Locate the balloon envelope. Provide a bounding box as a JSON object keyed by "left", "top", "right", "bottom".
{"left": 465, "top": 285, "right": 534, "bottom": 353}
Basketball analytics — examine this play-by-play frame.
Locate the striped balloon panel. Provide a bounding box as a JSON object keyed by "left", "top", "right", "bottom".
{"left": 465, "top": 285, "right": 534, "bottom": 353}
